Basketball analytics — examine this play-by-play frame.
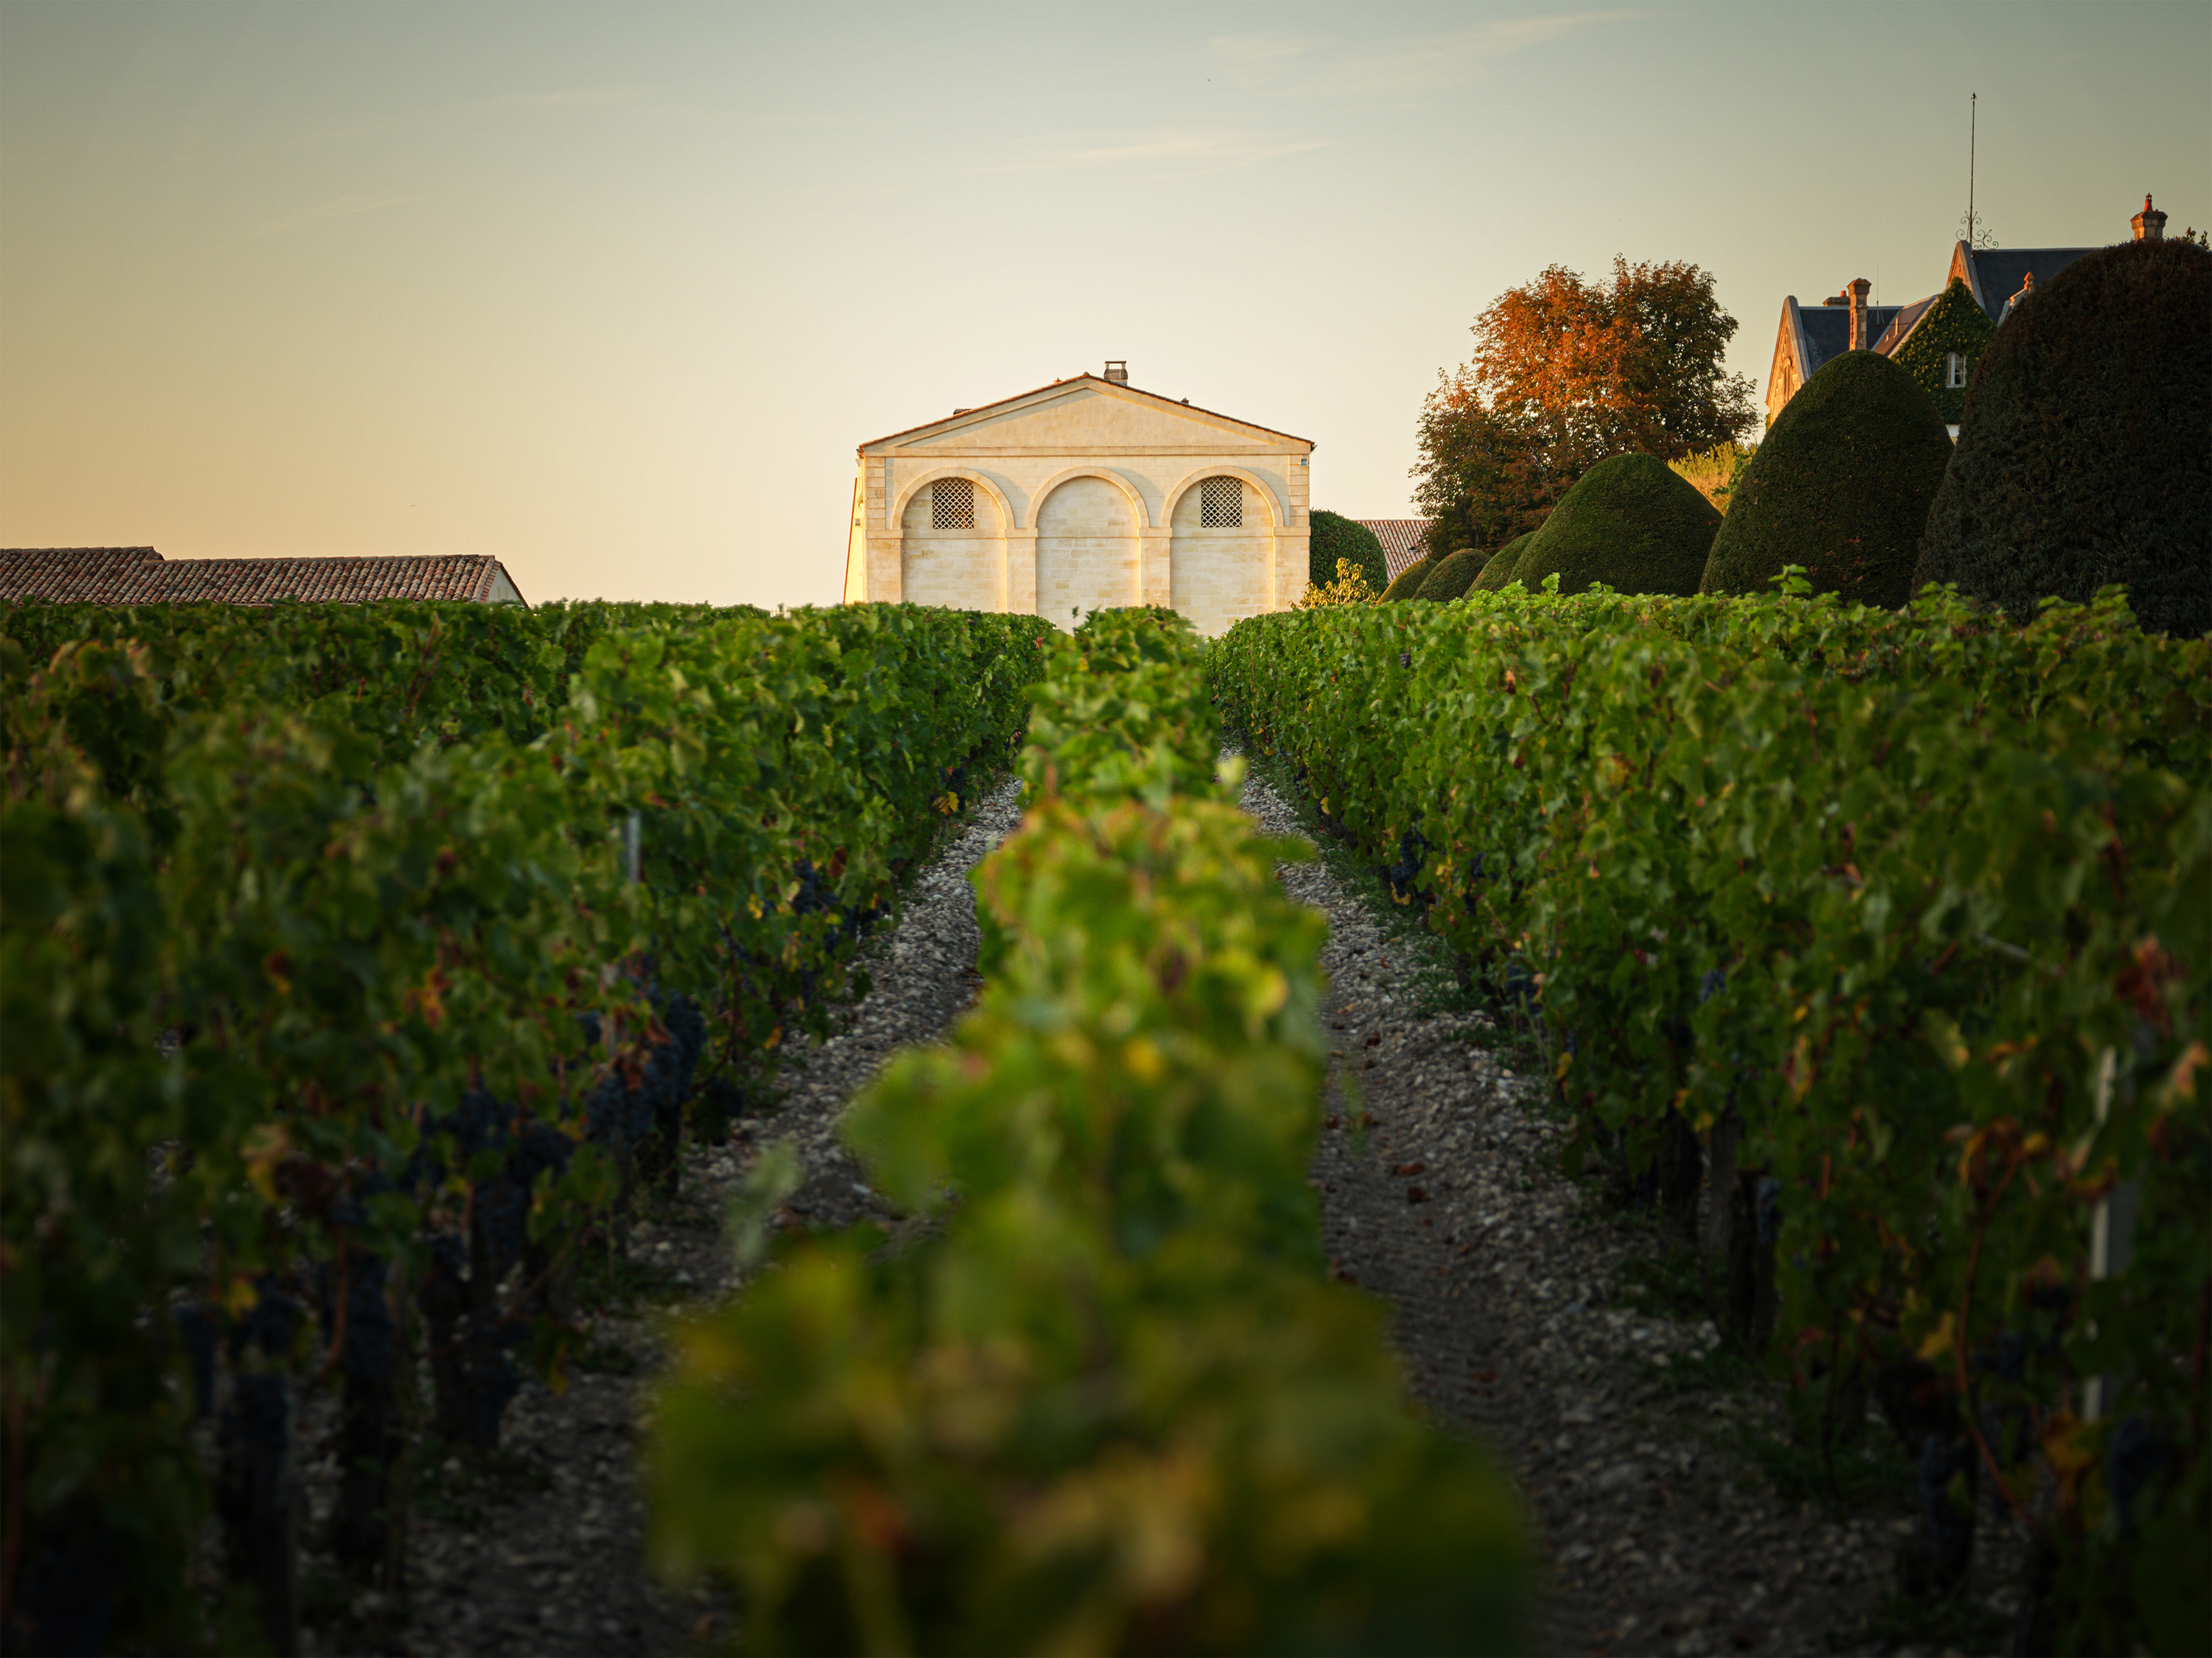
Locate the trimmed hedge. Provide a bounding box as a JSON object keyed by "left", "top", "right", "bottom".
{"left": 1380, "top": 559, "right": 1436, "bottom": 602}
{"left": 1309, "top": 509, "right": 1391, "bottom": 595}
{"left": 1915, "top": 237, "right": 2211, "bottom": 638}
{"left": 1702, "top": 351, "right": 1951, "bottom": 609}
{"left": 1416, "top": 546, "right": 1488, "bottom": 602}
{"left": 1517, "top": 453, "right": 1719, "bottom": 596}
{"left": 1470, "top": 532, "right": 1535, "bottom": 593}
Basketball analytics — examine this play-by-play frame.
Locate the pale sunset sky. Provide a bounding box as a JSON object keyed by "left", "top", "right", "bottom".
{"left": 2, "top": 1, "right": 2205, "bottom": 607}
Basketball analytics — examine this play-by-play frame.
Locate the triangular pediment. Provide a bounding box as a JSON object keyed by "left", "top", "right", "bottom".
{"left": 860, "top": 375, "right": 1310, "bottom": 456}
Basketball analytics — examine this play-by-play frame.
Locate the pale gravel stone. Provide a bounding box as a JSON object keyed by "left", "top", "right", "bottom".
{"left": 294, "top": 779, "right": 1030, "bottom": 1658}
{"left": 1236, "top": 751, "right": 2025, "bottom": 1658}
{"left": 296, "top": 750, "right": 2031, "bottom": 1657}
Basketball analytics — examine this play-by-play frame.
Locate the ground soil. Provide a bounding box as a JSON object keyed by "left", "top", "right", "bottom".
{"left": 293, "top": 759, "right": 2029, "bottom": 1658}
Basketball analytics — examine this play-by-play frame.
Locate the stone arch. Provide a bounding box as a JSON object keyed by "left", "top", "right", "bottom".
{"left": 890, "top": 467, "right": 1020, "bottom": 533}
{"left": 1166, "top": 467, "right": 1280, "bottom": 637}
{"left": 1161, "top": 465, "right": 1284, "bottom": 532}
{"left": 1033, "top": 473, "right": 1142, "bottom": 630}
{"left": 1026, "top": 465, "right": 1152, "bottom": 531}
{"left": 896, "top": 467, "right": 1012, "bottom": 612}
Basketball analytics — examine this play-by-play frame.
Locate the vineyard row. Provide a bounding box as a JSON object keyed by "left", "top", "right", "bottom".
{"left": 1209, "top": 581, "right": 2210, "bottom": 1652}
{"left": 1, "top": 598, "right": 1051, "bottom": 1653}
{"left": 645, "top": 607, "right": 1534, "bottom": 1654}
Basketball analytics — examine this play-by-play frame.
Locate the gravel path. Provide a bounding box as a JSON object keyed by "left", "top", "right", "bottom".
{"left": 313, "top": 757, "right": 2024, "bottom": 1657}
{"left": 1237, "top": 759, "right": 2025, "bottom": 1658}
{"left": 302, "top": 779, "right": 1029, "bottom": 1658}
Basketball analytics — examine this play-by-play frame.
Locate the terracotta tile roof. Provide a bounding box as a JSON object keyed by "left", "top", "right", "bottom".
{"left": 1, "top": 548, "right": 527, "bottom": 607}
{"left": 1353, "top": 520, "right": 1435, "bottom": 578}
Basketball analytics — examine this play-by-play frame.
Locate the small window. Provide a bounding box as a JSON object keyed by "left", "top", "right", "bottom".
{"left": 1945, "top": 352, "right": 1968, "bottom": 389}
{"left": 1199, "top": 476, "right": 1242, "bottom": 528}
{"left": 931, "top": 477, "right": 975, "bottom": 529}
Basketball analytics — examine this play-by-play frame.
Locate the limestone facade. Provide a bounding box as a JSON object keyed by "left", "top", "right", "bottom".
{"left": 844, "top": 372, "right": 1313, "bottom": 635}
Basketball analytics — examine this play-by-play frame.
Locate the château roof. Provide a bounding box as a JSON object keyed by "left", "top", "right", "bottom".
{"left": 1354, "top": 519, "right": 1436, "bottom": 578}
{"left": 1950, "top": 243, "right": 2101, "bottom": 324}
{"left": 0, "top": 548, "right": 528, "bottom": 606}
{"left": 858, "top": 372, "right": 1315, "bottom": 453}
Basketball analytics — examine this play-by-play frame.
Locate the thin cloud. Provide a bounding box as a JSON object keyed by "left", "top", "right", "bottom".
{"left": 1208, "top": 32, "right": 1328, "bottom": 62}
{"left": 1218, "top": 11, "right": 1645, "bottom": 95}
{"left": 977, "top": 130, "right": 1329, "bottom": 177}
{"left": 486, "top": 86, "right": 649, "bottom": 110}
{"left": 247, "top": 194, "right": 422, "bottom": 239}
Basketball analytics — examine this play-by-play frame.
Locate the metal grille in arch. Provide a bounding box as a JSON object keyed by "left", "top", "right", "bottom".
{"left": 931, "top": 478, "right": 975, "bottom": 529}
{"left": 1199, "top": 476, "right": 1242, "bottom": 528}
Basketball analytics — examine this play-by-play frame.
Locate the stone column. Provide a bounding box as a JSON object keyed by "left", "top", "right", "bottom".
{"left": 1138, "top": 526, "right": 1172, "bottom": 609}
{"left": 1273, "top": 522, "right": 1312, "bottom": 611}
{"left": 1006, "top": 531, "right": 1038, "bottom": 616}
{"left": 869, "top": 534, "right": 903, "bottom": 605}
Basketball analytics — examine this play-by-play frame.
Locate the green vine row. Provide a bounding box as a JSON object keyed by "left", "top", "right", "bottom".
{"left": 1209, "top": 579, "right": 2208, "bottom": 1653}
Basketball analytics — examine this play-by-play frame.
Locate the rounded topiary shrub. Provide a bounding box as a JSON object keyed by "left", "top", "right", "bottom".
{"left": 1416, "top": 547, "right": 1487, "bottom": 602}
{"left": 1701, "top": 351, "right": 1950, "bottom": 608}
{"left": 1309, "top": 510, "right": 1391, "bottom": 596}
{"left": 1380, "top": 560, "right": 1436, "bottom": 602}
{"left": 1517, "top": 454, "right": 1721, "bottom": 596}
{"left": 1471, "top": 532, "right": 1535, "bottom": 592}
{"left": 1915, "top": 237, "right": 2211, "bottom": 638}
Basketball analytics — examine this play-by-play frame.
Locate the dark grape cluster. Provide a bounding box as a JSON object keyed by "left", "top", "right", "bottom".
{"left": 406, "top": 1085, "right": 581, "bottom": 1451}
{"left": 1, "top": 1497, "right": 116, "bottom": 1658}
{"left": 1905, "top": 1429, "right": 1978, "bottom": 1595}
{"left": 582, "top": 989, "right": 705, "bottom": 1160}
{"left": 2106, "top": 1415, "right": 2176, "bottom": 1539}
{"left": 1383, "top": 826, "right": 1433, "bottom": 907}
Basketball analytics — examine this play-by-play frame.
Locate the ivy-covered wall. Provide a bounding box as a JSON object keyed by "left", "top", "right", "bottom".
{"left": 1890, "top": 277, "right": 1997, "bottom": 424}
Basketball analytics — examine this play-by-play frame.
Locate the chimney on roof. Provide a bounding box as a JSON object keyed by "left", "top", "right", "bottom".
{"left": 1103, "top": 360, "right": 1129, "bottom": 384}
{"left": 1846, "top": 277, "right": 1871, "bottom": 350}
{"left": 2132, "top": 193, "right": 2168, "bottom": 242}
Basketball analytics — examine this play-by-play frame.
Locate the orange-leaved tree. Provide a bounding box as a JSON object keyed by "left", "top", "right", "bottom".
{"left": 1413, "top": 257, "right": 1756, "bottom": 560}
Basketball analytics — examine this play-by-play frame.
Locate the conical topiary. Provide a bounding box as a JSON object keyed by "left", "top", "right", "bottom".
{"left": 1380, "top": 559, "right": 1436, "bottom": 602}
{"left": 1914, "top": 237, "right": 2210, "bottom": 637}
{"left": 1471, "top": 532, "right": 1536, "bottom": 592}
{"left": 1309, "top": 511, "right": 1391, "bottom": 595}
{"left": 1416, "top": 547, "right": 1486, "bottom": 602}
{"left": 1701, "top": 351, "right": 1950, "bottom": 608}
{"left": 1517, "top": 454, "right": 1720, "bottom": 597}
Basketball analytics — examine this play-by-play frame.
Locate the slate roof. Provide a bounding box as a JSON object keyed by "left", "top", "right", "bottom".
{"left": 1869, "top": 293, "right": 1939, "bottom": 356}
{"left": 1353, "top": 519, "right": 1436, "bottom": 578}
{"left": 1953, "top": 244, "right": 2101, "bottom": 324}
{"left": 1795, "top": 302, "right": 1906, "bottom": 377}
{"left": 0, "top": 548, "right": 528, "bottom": 606}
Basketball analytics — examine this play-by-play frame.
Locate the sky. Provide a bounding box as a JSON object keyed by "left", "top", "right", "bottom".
{"left": 2, "top": 1, "right": 2205, "bottom": 609}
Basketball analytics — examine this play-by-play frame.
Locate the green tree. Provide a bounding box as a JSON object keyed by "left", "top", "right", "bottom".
{"left": 1307, "top": 510, "right": 1388, "bottom": 594}
{"left": 1413, "top": 258, "right": 1756, "bottom": 556}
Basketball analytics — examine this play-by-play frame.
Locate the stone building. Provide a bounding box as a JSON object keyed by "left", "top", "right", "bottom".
{"left": 1761, "top": 194, "right": 2173, "bottom": 432}
{"left": 843, "top": 366, "right": 1313, "bottom": 635}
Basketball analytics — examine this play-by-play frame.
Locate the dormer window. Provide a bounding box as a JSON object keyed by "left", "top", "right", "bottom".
{"left": 1945, "top": 352, "right": 1968, "bottom": 389}
{"left": 931, "top": 477, "right": 975, "bottom": 529}
{"left": 1200, "top": 476, "right": 1242, "bottom": 528}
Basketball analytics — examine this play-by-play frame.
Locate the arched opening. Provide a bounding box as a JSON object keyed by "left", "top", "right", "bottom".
{"left": 1034, "top": 475, "right": 1139, "bottom": 629}
{"left": 1169, "top": 473, "right": 1270, "bottom": 636}
{"left": 900, "top": 473, "right": 1006, "bottom": 610}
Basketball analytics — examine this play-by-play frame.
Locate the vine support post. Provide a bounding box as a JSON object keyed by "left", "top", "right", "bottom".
{"left": 2085, "top": 1045, "right": 2140, "bottom": 1423}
